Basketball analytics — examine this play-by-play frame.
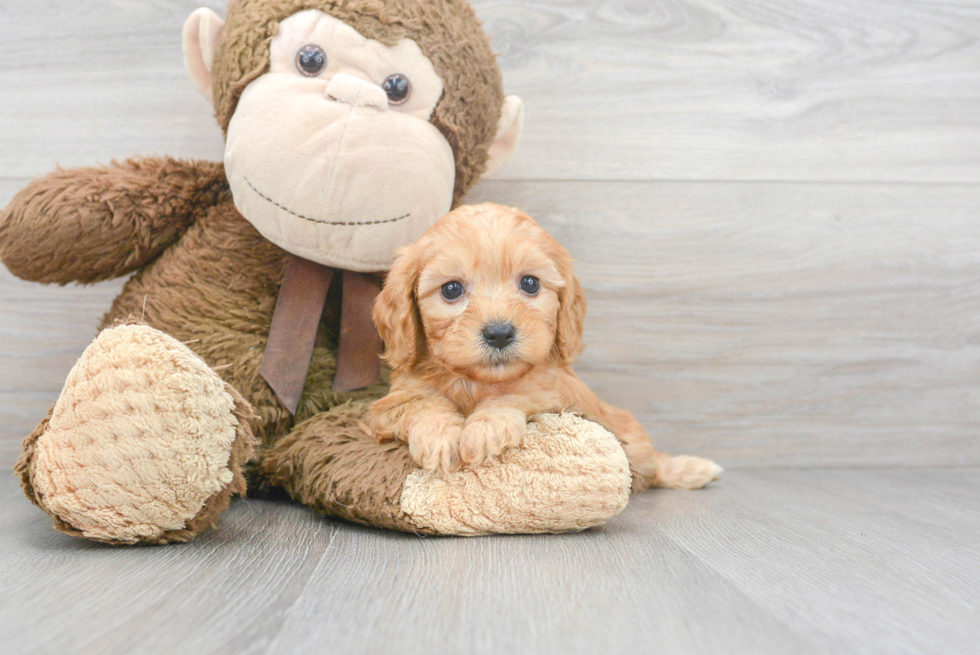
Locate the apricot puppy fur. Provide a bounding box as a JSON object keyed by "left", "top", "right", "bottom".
{"left": 365, "top": 203, "right": 722, "bottom": 491}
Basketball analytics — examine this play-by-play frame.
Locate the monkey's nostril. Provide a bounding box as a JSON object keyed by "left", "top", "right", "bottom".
{"left": 482, "top": 322, "right": 516, "bottom": 350}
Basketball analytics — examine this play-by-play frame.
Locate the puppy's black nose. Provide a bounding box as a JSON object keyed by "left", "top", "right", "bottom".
{"left": 482, "top": 322, "right": 516, "bottom": 350}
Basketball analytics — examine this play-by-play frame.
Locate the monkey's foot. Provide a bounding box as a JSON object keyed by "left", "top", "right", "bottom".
{"left": 16, "top": 324, "right": 256, "bottom": 545}
{"left": 402, "top": 413, "right": 633, "bottom": 534}
{"left": 262, "top": 409, "right": 632, "bottom": 535}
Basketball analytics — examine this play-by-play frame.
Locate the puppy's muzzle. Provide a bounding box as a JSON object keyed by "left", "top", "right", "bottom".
{"left": 482, "top": 322, "right": 516, "bottom": 350}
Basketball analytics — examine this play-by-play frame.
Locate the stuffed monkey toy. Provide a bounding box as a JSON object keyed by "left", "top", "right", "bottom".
{"left": 0, "top": 0, "right": 637, "bottom": 544}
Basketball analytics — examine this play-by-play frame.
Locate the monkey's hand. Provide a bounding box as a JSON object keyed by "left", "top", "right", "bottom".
{"left": 0, "top": 157, "right": 226, "bottom": 284}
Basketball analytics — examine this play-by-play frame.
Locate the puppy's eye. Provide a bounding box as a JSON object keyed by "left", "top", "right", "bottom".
{"left": 296, "top": 44, "right": 327, "bottom": 77}
{"left": 441, "top": 280, "right": 464, "bottom": 301}
{"left": 383, "top": 74, "right": 411, "bottom": 105}
{"left": 520, "top": 275, "right": 540, "bottom": 295}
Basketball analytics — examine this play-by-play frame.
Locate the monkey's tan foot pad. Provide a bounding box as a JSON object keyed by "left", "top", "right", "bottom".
{"left": 262, "top": 407, "right": 631, "bottom": 535}
{"left": 15, "top": 324, "right": 256, "bottom": 545}
{"left": 401, "top": 413, "right": 632, "bottom": 535}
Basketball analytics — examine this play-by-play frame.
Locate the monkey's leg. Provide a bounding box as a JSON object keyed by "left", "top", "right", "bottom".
{"left": 260, "top": 410, "right": 633, "bottom": 535}
{"left": 15, "top": 323, "right": 256, "bottom": 545}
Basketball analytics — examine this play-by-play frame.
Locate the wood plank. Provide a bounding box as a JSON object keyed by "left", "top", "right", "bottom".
{"left": 653, "top": 469, "right": 980, "bottom": 654}
{"left": 0, "top": 1, "right": 226, "bottom": 177}
{"left": 0, "top": 474, "right": 339, "bottom": 655}
{"left": 263, "top": 489, "right": 816, "bottom": 655}
{"left": 769, "top": 468, "right": 980, "bottom": 543}
{"left": 3, "top": 470, "right": 977, "bottom": 654}
{"left": 481, "top": 0, "right": 980, "bottom": 182}
{"left": 3, "top": 178, "right": 979, "bottom": 468}
{"left": 0, "top": 1, "right": 977, "bottom": 182}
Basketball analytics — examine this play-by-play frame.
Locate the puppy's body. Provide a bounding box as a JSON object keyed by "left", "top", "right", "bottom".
{"left": 366, "top": 203, "right": 721, "bottom": 490}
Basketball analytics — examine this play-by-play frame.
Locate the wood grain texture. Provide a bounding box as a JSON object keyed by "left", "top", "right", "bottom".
{"left": 0, "top": 0, "right": 977, "bottom": 182}
{"left": 1, "top": 469, "right": 977, "bottom": 654}
{"left": 482, "top": 0, "right": 980, "bottom": 182}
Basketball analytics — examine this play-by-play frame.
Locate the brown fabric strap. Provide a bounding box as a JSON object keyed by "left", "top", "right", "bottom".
{"left": 261, "top": 257, "right": 383, "bottom": 414}
{"left": 333, "top": 270, "right": 383, "bottom": 392}
{"left": 260, "top": 256, "right": 334, "bottom": 415}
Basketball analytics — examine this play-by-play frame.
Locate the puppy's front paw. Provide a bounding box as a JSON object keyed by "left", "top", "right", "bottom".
{"left": 459, "top": 408, "right": 527, "bottom": 468}
{"left": 362, "top": 405, "right": 401, "bottom": 443}
{"left": 407, "top": 414, "right": 465, "bottom": 472}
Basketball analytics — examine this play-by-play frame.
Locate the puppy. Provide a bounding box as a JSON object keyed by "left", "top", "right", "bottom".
{"left": 365, "top": 203, "right": 722, "bottom": 491}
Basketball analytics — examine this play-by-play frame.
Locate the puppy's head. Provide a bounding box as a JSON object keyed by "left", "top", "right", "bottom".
{"left": 374, "top": 203, "right": 587, "bottom": 383}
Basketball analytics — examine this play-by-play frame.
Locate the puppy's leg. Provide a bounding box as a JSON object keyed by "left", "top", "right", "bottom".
{"left": 600, "top": 403, "right": 722, "bottom": 491}
{"left": 365, "top": 391, "right": 464, "bottom": 472}
{"left": 560, "top": 374, "right": 721, "bottom": 491}
{"left": 459, "top": 395, "right": 543, "bottom": 467}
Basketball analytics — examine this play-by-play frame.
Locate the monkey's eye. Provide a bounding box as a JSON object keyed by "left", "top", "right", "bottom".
{"left": 520, "top": 276, "right": 540, "bottom": 295}
{"left": 382, "top": 74, "right": 411, "bottom": 105}
{"left": 441, "top": 281, "right": 464, "bottom": 301}
{"left": 296, "top": 44, "right": 327, "bottom": 77}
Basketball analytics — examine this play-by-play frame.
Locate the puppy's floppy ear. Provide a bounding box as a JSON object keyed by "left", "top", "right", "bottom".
{"left": 554, "top": 249, "right": 589, "bottom": 365}
{"left": 374, "top": 243, "right": 426, "bottom": 370}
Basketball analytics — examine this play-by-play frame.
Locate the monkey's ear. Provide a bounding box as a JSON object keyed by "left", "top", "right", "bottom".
{"left": 484, "top": 96, "right": 524, "bottom": 176}
{"left": 183, "top": 8, "right": 225, "bottom": 103}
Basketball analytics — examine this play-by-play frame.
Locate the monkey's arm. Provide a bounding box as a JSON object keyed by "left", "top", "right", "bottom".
{"left": 0, "top": 157, "right": 227, "bottom": 284}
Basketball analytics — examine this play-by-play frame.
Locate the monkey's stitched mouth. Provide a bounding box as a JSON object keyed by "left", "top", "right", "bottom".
{"left": 245, "top": 177, "right": 411, "bottom": 226}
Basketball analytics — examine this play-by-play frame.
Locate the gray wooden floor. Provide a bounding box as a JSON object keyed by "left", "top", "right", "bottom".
{"left": 1, "top": 468, "right": 977, "bottom": 654}
{"left": 2, "top": 1, "right": 979, "bottom": 653}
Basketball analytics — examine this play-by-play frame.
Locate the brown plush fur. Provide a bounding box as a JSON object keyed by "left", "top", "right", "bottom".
{"left": 99, "top": 188, "right": 390, "bottom": 451}
{"left": 0, "top": 158, "right": 227, "bottom": 285}
{"left": 213, "top": 0, "right": 504, "bottom": 204}
{"left": 14, "top": 409, "right": 51, "bottom": 511}
{"left": 1, "top": 0, "right": 509, "bottom": 541}
{"left": 365, "top": 204, "right": 723, "bottom": 491}
{"left": 258, "top": 400, "right": 429, "bottom": 533}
